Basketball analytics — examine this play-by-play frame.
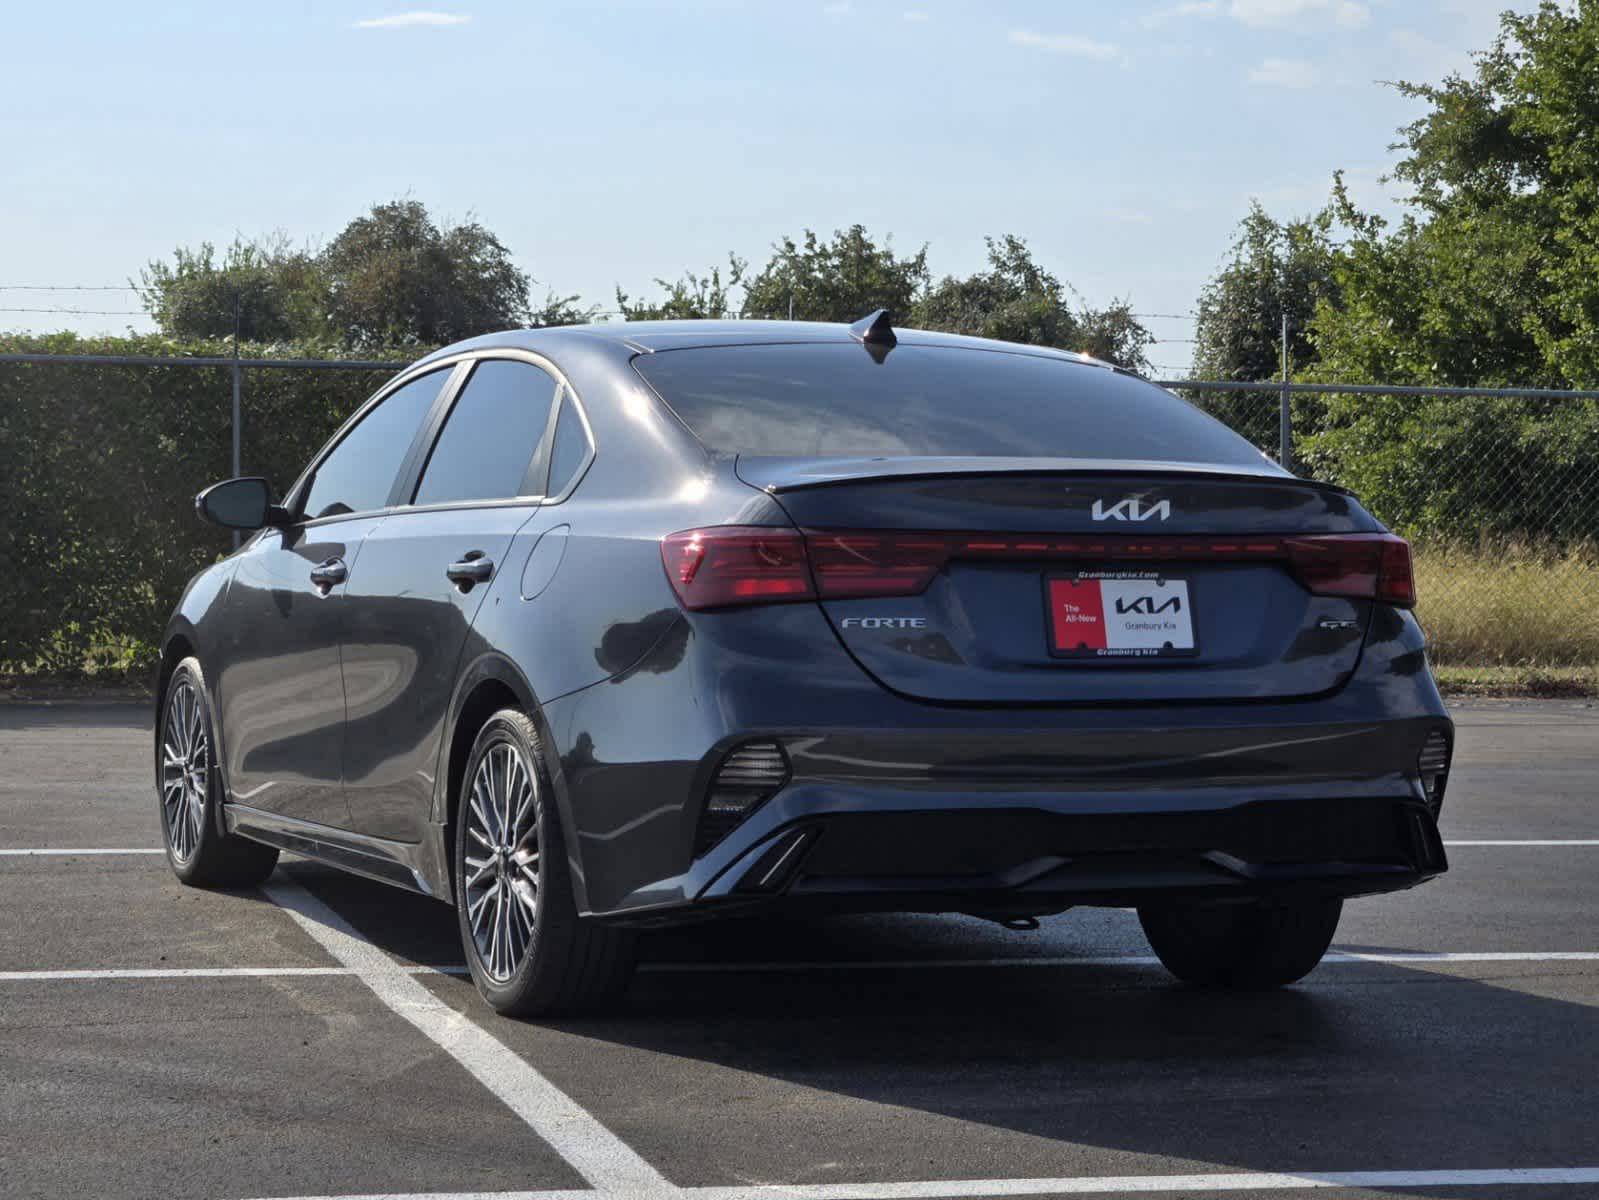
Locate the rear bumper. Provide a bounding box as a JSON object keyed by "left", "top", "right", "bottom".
{"left": 545, "top": 599, "right": 1451, "bottom": 920}
{"left": 605, "top": 780, "right": 1447, "bottom": 926}
{"left": 686, "top": 791, "right": 1446, "bottom": 920}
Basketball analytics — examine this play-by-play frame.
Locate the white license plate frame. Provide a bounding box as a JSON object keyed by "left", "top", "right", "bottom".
{"left": 1045, "top": 571, "right": 1199, "bottom": 660}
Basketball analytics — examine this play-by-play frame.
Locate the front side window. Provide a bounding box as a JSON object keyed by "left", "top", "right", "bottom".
{"left": 413, "top": 359, "right": 558, "bottom": 506}
{"left": 301, "top": 369, "right": 448, "bottom": 520}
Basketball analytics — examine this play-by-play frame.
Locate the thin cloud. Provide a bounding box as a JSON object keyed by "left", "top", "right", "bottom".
{"left": 1137, "top": 1, "right": 1219, "bottom": 31}
{"left": 1009, "top": 30, "right": 1120, "bottom": 59}
{"left": 352, "top": 11, "right": 473, "bottom": 29}
{"left": 1229, "top": 0, "right": 1368, "bottom": 30}
{"left": 1248, "top": 56, "right": 1319, "bottom": 87}
{"left": 903, "top": 9, "right": 931, "bottom": 21}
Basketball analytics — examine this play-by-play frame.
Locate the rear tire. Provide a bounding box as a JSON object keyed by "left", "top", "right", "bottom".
{"left": 157, "top": 657, "right": 280, "bottom": 888}
{"left": 454, "top": 709, "right": 636, "bottom": 1017}
{"left": 1138, "top": 898, "right": 1342, "bottom": 988}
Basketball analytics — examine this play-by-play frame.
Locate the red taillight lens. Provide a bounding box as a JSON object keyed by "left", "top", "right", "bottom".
{"left": 661, "top": 527, "right": 814, "bottom": 610}
{"left": 807, "top": 532, "right": 951, "bottom": 599}
{"left": 1284, "top": 533, "right": 1415, "bottom": 607}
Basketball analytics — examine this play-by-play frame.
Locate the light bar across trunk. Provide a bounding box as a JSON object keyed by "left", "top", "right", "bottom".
{"left": 661, "top": 527, "right": 1416, "bottom": 611}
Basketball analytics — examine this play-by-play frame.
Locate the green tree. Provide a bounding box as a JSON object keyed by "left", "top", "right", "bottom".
{"left": 616, "top": 256, "right": 747, "bottom": 320}
{"left": 913, "top": 234, "right": 1153, "bottom": 370}
{"left": 1378, "top": 0, "right": 1599, "bottom": 384}
{"left": 742, "top": 226, "right": 929, "bottom": 322}
{"left": 1285, "top": 5, "right": 1599, "bottom": 542}
{"left": 141, "top": 201, "right": 546, "bottom": 348}
{"left": 529, "top": 292, "right": 599, "bottom": 328}
{"left": 138, "top": 236, "right": 326, "bottom": 343}
{"left": 1193, "top": 202, "right": 1338, "bottom": 384}
{"left": 1304, "top": 3, "right": 1599, "bottom": 389}
{"left": 321, "top": 201, "right": 533, "bottom": 348}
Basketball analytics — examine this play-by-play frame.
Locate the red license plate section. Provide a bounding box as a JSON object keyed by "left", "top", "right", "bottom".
{"left": 1046, "top": 572, "right": 1197, "bottom": 659}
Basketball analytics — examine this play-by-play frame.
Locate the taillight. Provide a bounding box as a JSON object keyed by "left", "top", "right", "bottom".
{"left": 661, "top": 528, "right": 1417, "bottom": 610}
{"left": 1284, "top": 533, "right": 1416, "bottom": 607}
{"left": 661, "top": 527, "right": 814, "bottom": 610}
{"left": 807, "top": 532, "right": 951, "bottom": 599}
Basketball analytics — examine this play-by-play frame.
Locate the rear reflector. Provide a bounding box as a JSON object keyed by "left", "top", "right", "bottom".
{"left": 661, "top": 527, "right": 1417, "bottom": 610}
{"left": 1418, "top": 731, "right": 1451, "bottom": 815}
{"left": 696, "top": 740, "right": 791, "bottom": 856}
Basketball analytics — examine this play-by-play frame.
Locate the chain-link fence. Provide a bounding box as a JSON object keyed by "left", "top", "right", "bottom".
{"left": 0, "top": 348, "right": 403, "bottom": 678}
{"left": 1, "top": 347, "right": 1595, "bottom": 679}
{"left": 1169, "top": 380, "right": 1599, "bottom": 668}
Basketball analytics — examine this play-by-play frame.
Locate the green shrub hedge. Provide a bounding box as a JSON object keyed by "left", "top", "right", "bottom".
{"left": 0, "top": 334, "right": 407, "bottom": 678}
{"left": 1295, "top": 391, "right": 1599, "bottom": 546}
{"left": 3, "top": 335, "right": 1596, "bottom": 680}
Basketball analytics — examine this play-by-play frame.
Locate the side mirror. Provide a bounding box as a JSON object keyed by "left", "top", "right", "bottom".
{"left": 195, "top": 477, "right": 286, "bottom": 531}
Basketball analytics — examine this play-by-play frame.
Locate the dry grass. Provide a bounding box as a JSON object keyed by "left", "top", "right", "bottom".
{"left": 1414, "top": 540, "right": 1599, "bottom": 667}
{"left": 1432, "top": 665, "right": 1598, "bottom": 698}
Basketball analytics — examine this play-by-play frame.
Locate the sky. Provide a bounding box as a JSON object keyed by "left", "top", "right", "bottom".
{"left": 0, "top": 0, "right": 1513, "bottom": 374}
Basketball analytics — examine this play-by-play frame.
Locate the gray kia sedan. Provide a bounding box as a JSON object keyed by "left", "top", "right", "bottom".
{"left": 156, "top": 313, "right": 1451, "bottom": 1016}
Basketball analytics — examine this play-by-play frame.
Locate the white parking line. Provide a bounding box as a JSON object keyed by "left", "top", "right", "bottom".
{"left": 1445, "top": 839, "right": 1599, "bottom": 846}
{"left": 0, "top": 966, "right": 355, "bottom": 981}
{"left": 4, "top": 950, "right": 1597, "bottom": 985}
{"left": 0, "top": 847, "right": 163, "bottom": 855}
{"left": 260, "top": 879, "right": 676, "bottom": 1195}
{"left": 245, "top": 1164, "right": 1599, "bottom": 1199}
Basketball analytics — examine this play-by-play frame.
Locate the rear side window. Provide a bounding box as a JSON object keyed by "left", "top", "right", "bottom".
{"left": 543, "top": 390, "right": 593, "bottom": 498}
{"left": 633, "top": 343, "right": 1265, "bottom": 467}
{"left": 413, "top": 359, "right": 558, "bottom": 505}
{"left": 301, "top": 368, "right": 448, "bottom": 520}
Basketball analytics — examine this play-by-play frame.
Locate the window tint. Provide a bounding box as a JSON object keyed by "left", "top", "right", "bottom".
{"left": 544, "top": 391, "right": 592, "bottom": 498}
{"left": 633, "top": 343, "right": 1266, "bottom": 468}
{"left": 301, "top": 369, "right": 447, "bottom": 520}
{"left": 414, "top": 360, "right": 558, "bottom": 506}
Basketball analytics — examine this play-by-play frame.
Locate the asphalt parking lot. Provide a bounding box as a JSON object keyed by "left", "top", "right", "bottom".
{"left": 1, "top": 700, "right": 1596, "bottom": 1200}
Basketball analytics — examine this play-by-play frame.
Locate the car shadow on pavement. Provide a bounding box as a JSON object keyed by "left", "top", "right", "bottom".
{"left": 282, "top": 861, "right": 1599, "bottom": 1196}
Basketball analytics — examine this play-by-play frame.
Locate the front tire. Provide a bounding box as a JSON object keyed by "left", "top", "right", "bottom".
{"left": 1138, "top": 898, "right": 1342, "bottom": 988}
{"left": 157, "top": 657, "right": 279, "bottom": 887}
{"left": 454, "top": 709, "right": 635, "bottom": 1017}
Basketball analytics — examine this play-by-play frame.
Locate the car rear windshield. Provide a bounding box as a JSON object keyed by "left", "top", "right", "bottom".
{"left": 632, "top": 342, "right": 1267, "bottom": 466}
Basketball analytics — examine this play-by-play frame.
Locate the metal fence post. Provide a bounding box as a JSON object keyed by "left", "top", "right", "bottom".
{"left": 231, "top": 360, "right": 242, "bottom": 484}
{"left": 1279, "top": 311, "right": 1292, "bottom": 471}
{"left": 231, "top": 299, "right": 243, "bottom": 548}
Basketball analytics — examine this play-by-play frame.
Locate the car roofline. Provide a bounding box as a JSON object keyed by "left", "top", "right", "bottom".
{"left": 409, "top": 320, "right": 1123, "bottom": 372}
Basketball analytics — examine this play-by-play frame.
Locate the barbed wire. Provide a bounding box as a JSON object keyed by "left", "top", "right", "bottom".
{"left": 0, "top": 306, "right": 148, "bottom": 316}
{"left": 2, "top": 288, "right": 1199, "bottom": 311}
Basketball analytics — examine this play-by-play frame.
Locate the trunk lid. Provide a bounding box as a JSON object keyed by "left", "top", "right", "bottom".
{"left": 739, "top": 457, "right": 1382, "bottom": 705}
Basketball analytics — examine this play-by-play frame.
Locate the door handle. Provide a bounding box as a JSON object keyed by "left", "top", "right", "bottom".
{"left": 309, "top": 557, "right": 347, "bottom": 592}
{"left": 446, "top": 552, "right": 494, "bottom": 591}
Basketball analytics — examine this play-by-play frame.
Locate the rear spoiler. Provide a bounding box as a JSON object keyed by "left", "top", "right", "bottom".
{"left": 733, "top": 455, "right": 1355, "bottom": 498}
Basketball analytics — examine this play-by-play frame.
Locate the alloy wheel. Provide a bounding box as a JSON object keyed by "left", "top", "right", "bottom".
{"left": 463, "top": 740, "right": 541, "bottom": 982}
{"left": 160, "top": 680, "right": 209, "bottom": 862}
